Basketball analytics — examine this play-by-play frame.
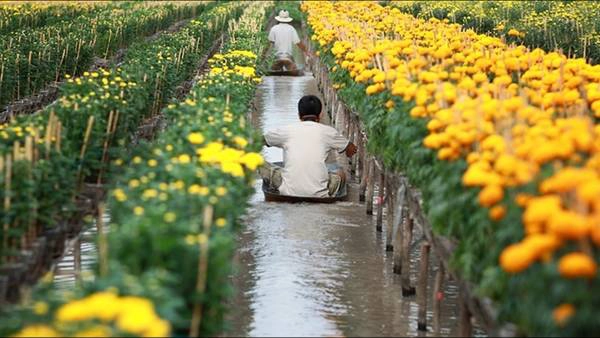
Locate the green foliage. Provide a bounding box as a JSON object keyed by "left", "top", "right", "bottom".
{"left": 0, "top": 2, "right": 209, "bottom": 107}
{"left": 389, "top": 1, "right": 600, "bottom": 64}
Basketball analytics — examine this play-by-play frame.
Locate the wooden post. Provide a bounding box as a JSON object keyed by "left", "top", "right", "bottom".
{"left": 376, "top": 166, "right": 384, "bottom": 232}
{"left": 385, "top": 178, "right": 395, "bottom": 251}
{"left": 359, "top": 135, "right": 368, "bottom": 202}
{"left": 345, "top": 109, "right": 351, "bottom": 138}
{"left": 432, "top": 264, "right": 445, "bottom": 335}
{"left": 401, "top": 214, "right": 415, "bottom": 296}
{"left": 73, "top": 237, "right": 81, "bottom": 284}
{"left": 336, "top": 102, "right": 344, "bottom": 132}
{"left": 459, "top": 292, "right": 473, "bottom": 337}
{"left": 352, "top": 120, "right": 360, "bottom": 178}
{"left": 333, "top": 102, "right": 340, "bottom": 131}
{"left": 393, "top": 184, "right": 406, "bottom": 274}
{"left": 348, "top": 119, "right": 356, "bottom": 178}
{"left": 332, "top": 102, "right": 340, "bottom": 128}
{"left": 365, "top": 158, "right": 375, "bottom": 215}
{"left": 358, "top": 130, "right": 365, "bottom": 187}
{"left": 417, "top": 242, "right": 431, "bottom": 331}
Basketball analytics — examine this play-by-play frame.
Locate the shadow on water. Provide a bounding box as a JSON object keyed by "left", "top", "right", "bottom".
{"left": 226, "top": 74, "right": 480, "bottom": 337}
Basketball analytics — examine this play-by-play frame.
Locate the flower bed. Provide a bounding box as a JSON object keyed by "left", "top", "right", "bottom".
{"left": 0, "top": 2, "right": 243, "bottom": 302}
{"left": 104, "top": 3, "right": 270, "bottom": 334}
{"left": 0, "top": 2, "right": 208, "bottom": 108}
{"left": 0, "top": 2, "right": 97, "bottom": 34}
{"left": 390, "top": 1, "right": 600, "bottom": 64}
{"left": 0, "top": 1, "right": 272, "bottom": 337}
{"left": 302, "top": 1, "right": 599, "bottom": 335}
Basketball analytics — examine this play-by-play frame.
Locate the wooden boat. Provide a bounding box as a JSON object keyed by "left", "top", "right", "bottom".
{"left": 267, "top": 68, "right": 304, "bottom": 76}
{"left": 268, "top": 54, "right": 304, "bottom": 76}
{"left": 262, "top": 162, "right": 347, "bottom": 203}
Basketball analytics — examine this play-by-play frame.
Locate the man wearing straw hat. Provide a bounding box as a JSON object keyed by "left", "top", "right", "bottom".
{"left": 269, "top": 9, "right": 310, "bottom": 71}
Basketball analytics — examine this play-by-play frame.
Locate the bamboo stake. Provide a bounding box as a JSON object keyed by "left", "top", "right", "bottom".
{"left": 27, "top": 51, "right": 32, "bottom": 94}
{"left": 79, "top": 116, "right": 95, "bottom": 160}
{"left": 24, "top": 136, "right": 34, "bottom": 248}
{"left": 55, "top": 121, "right": 62, "bottom": 153}
{"left": 25, "top": 136, "right": 32, "bottom": 163}
{"left": 0, "top": 61, "right": 4, "bottom": 101}
{"left": 104, "top": 29, "right": 112, "bottom": 59}
{"left": 73, "top": 39, "right": 82, "bottom": 75}
{"left": 189, "top": 205, "right": 214, "bottom": 338}
{"left": 15, "top": 53, "right": 20, "bottom": 100}
{"left": 97, "top": 110, "right": 115, "bottom": 184}
{"left": 3, "top": 154, "right": 12, "bottom": 263}
{"left": 44, "top": 111, "right": 55, "bottom": 155}
{"left": 97, "top": 203, "right": 107, "bottom": 277}
{"left": 32, "top": 131, "right": 39, "bottom": 163}
{"left": 55, "top": 48, "right": 66, "bottom": 83}
{"left": 77, "top": 115, "right": 95, "bottom": 187}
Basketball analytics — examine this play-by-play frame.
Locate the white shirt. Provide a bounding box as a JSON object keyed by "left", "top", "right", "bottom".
{"left": 268, "top": 23, "right": 300, "bottom": 56}
{"left": 265, "top": 121, "right": 350, "bottom": 197}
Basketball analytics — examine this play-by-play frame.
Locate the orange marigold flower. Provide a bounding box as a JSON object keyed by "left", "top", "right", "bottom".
{"left": 499, "top": 243, "right": 535, "bottom": 273}
{"left": 547, "top": 210, "right": 590, "bottom": 240}
{"left": 522, "top": 233, "right": 562, "bottom": 260}
{"left": 478, "top": 184, "right": 504, "bottom": 207}
{"left": 558, "top": 252, "right": 597, "bottom": 279}
{"left": 489, "top": 205, "right": 506, "bottom": 221}
{"left": 553, "top": 303, "right": 575, "bottom": 327}
{"left": 523, "top": 195, "right": 562, "bottom": 225}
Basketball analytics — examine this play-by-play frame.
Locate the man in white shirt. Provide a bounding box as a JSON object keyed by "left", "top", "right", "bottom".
{"left": 261, "top": 95, "right": 358, "bottom": 198}
{"left": 268, "top": 10, "right": 310, "bottom": 71}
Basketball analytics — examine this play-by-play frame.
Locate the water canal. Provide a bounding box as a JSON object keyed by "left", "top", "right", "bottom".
{"left": 226, "top": 74, "right": 480, "bottom": 337}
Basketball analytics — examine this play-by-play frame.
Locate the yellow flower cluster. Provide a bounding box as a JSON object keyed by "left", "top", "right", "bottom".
{"left": 207, "top": 50, "right": 260, "bottom": 81}
{"left": 12, "top": 291, "right": 169, "bottom": 337}
{"left": 303, "top": 1, "right": 599, "bottom": 281}
{"left": 197, "top": 141, "right": 263, "bottom": 177}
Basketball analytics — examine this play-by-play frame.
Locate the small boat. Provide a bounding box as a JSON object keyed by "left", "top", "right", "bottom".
{"left": 268, "top": 53, "right": 304, "bottom": 76}
{"left": 262, "top": 162, "right": 348, "bottom": 203}
{"left": 268, "top": 68, "right": 304, "bottom": 76}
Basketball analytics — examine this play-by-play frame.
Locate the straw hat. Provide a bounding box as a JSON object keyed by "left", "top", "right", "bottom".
{"left": 275, "top": 10, "right": 293, "bottom": 23}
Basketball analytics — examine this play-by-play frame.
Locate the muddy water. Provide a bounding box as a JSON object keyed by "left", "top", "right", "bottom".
{"left": 226, "top": 74, "right": 482, "bottom": 337}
